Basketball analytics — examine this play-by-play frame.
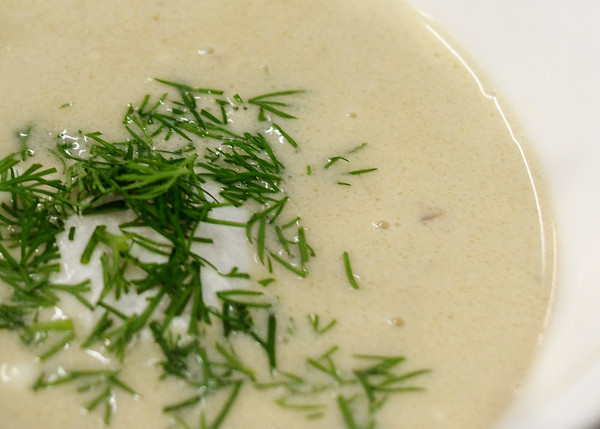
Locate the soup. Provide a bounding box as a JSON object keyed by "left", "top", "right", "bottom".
{"left": 0, "top": 1, "right": 554, "bottom": 428}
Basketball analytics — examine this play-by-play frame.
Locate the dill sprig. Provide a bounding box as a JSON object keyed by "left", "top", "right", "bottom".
{"left": 308, "top": 313, "right": 337, "bottom": 335}
{"left": 331, "top": 355, "right": 431, "bottom": 429}
{"left": 252, "top": 345, "right": 429, "bottom": 428}
{"left": 33, "top": 369, "right": 139, "bottom": 425}
{"left": 247, "top": 90, "right": 306, "bottom": 121}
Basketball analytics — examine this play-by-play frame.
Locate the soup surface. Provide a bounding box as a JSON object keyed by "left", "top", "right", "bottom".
{"left": 0, "top": 1, "right": 554, "bottom": 428}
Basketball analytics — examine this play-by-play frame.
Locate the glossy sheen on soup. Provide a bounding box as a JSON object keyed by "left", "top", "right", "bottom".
{"left": 0, "top": 1, "right": 554, "bottom": 428}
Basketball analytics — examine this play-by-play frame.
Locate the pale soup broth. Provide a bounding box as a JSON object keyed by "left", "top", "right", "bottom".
{"left": 0, "top": 1, "right": 553, "bottom": 428}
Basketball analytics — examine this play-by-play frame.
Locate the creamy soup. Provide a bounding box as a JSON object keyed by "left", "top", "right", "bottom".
{"left": 0, "top": 1, "right": 554, "bottom": 428}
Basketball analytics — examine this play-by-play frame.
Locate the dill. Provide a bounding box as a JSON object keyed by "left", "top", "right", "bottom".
{"left": 264, "top": 346, "right": 429, "bottom": 428}
{"left": 343, "top": 251, "right": 361, "bottom": 289}
{"left": 0, "top": 304, "right": 25, "bottom": 329}
{"left": 33, "top": 369, "right": 138, "bottom": 425}
{"left": 337, "top": 395, "right": 363, "bottom": 429}
{"left": 324, "top": 142, "right": 377, "bottom": 184}
{"left": 258, "top": 277, "right": 275, "bottom": 287}
{"left": 16, "top": 125, "right": 34, "bottom": 160}
{"left": 347, "top": 168, "right": 378, "bottom": 176}
{"left": 247, "top": 90, "right": 306, "bottom": 120}
{"left": 348, "top": 142, "right": 368, "bottom": 154}
{"left": 325, "top": 155, "right": 350, "bottom": 169}
{"left": 272, "top": 122, "right": 299, "bottom": 149}
{"left": 0, "top": 79, "right": 428, "bottom": 428}
{"left": 0, "top": 80, "right": 310, "bottom": 424}
{"left": 308, "top": 313, "right": 337, "bottom": 335}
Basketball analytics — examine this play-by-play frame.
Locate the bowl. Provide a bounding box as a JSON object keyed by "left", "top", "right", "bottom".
{"left": 407, "top": 1, "right": 600, "bottom": 428}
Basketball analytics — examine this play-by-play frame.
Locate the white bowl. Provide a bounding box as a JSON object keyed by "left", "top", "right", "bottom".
{"left": 407, "top": 1, "right": 600, "bottom": 428}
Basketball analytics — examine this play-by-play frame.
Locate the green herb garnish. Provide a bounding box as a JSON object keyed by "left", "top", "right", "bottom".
{"left": 343, "top": 251, "right": 361, "bottom": 289}
{"left": 34, "top": 369, "right": 138, "bottom": 425}
{"left": 0, "top": 79, "right": 427, "bottom": 428}
{"left": 324, "top": 142, "right": 377, "bottom": 185}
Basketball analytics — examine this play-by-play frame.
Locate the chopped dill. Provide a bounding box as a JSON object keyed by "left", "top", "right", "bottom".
{"left": 343, "top": 251, "right": 361, "bottom": 290}
{"left": 347, "top": 168, "right": 378, "bottom": 176}
{"left": 324, "top": 142, "right": 377, "bottom": 185}
{"left": 0, "top": 79, "right": 427, "bottom": 428}
{"left": 308, "top": 313, "right": 337, "bottom": 335}
{"left": 34, "top": 369, "right": 139, "bottom": 425}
